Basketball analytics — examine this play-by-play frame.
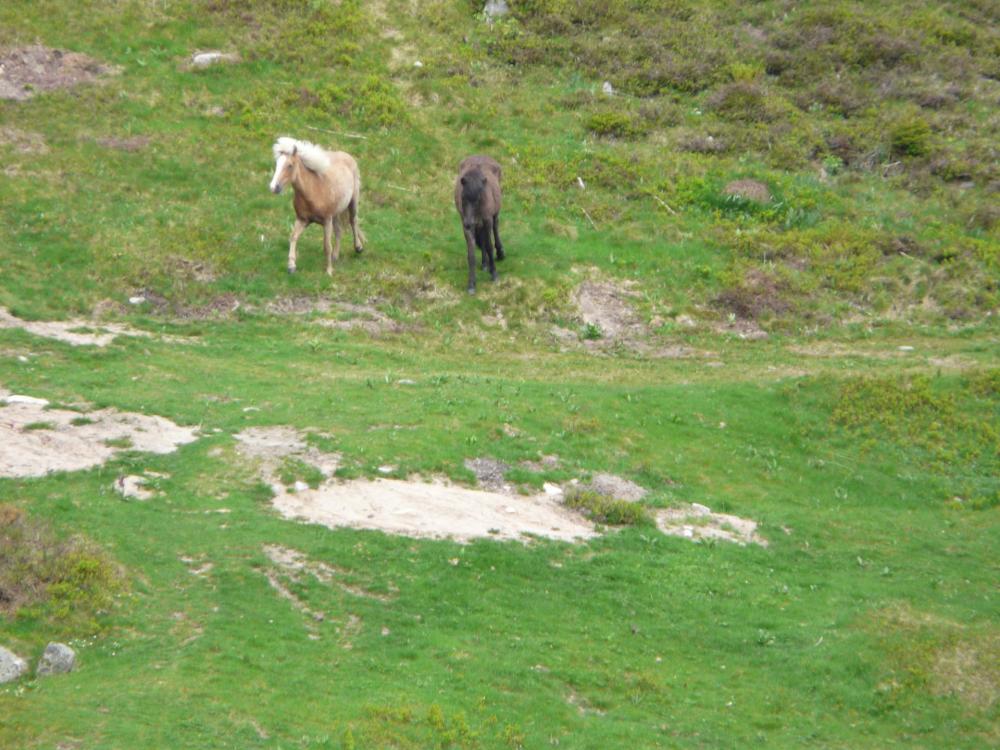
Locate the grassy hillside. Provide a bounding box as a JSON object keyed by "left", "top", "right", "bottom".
{"left": 0, "top": 1, "right": 998, "bottom": 748}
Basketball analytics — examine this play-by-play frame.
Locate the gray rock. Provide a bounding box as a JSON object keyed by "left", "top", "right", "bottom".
{"left": 484, "top": 0, "right": 509, "bottom": 20}
{"left": 36, "top": 642, "right": 75, "bottom": 677}
{"left": 0, "top": 646, "right": 28, "bottom": 683}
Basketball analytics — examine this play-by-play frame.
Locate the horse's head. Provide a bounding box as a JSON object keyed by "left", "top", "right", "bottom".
{"left": 269, "top": 138, "right": 299, "bottom": 194}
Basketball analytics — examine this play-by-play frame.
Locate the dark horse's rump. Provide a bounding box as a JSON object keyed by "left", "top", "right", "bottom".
{"left": 454, "top": 155, "right": 503, "bottom": 293}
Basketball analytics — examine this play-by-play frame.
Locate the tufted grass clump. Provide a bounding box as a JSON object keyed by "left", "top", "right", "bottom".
{"left": 563, "top": 488, "right": 649, "bottom": 526}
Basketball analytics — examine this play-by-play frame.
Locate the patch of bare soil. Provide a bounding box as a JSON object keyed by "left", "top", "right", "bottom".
{"left": 95, "top": 135, "right": 150, "bottom": 152}
{"left": 234, "top": 426, "right": 340, "bottom": 490}
{"left": 713, "top": 318, "right": 770, "bottom": 341}
{"left": 932, "top": 633, "right": 1000, "bottom": 709}
{"left": 0, "top": 306, "right": 171, "bottom": 347}
{"left": 272, "top": 478, "right": 599, "bottom": 544}
{"left": 0, "top": 127, "right": 47, "bottom": 153}
{"left": 655, "top": 503, "right": 767, "bottom": 546}
{"left": 0, "top": 389, "right": 198, "bottom": 478}
{"left": 571, "top": 279, "right": 696, "bottom": 358}
{"left": 0, "top": 46, "right": 119, "bottom": 101}
{"left": 314, "top": 303, "right": 405, "bottom": 335}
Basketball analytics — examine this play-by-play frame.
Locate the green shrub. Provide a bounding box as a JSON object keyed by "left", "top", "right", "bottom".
{"left": 890, "top": 116, "right": 933, "bottom": 157}
{"left": 563, "top": 488, "right": 648, "bottom": 526}
{"left": 585, "top": 111, "right": 646, "bottom": 139}
{"left": 0, "top": 505, "right": 126, "bottom": 632}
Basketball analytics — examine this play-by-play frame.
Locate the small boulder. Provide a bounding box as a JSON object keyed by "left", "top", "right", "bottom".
{"left": 0, "top": 646, "right": 28, "bottom": 683}
{"left": 484, "top": 0, "right": 509, "bottom": 20}
{"left": 36, "top": 642, "right": 75, "bottom": 677}
{"left": 190, "top": 51, "right": 239, "bottom": 68}
{"left": 722, "top": 179, "right": 771, "bottom": 204}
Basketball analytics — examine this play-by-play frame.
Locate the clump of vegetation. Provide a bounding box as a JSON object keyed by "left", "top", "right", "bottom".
{"left": 585, "top": 110, "right": 647, "bottom": 139}
{"left": 890, "top": 115, "right": 933, "bottom": 157}
{"left": 0, "top": 504, "right": 126, "bottom": 632}
{"left": 563, "top": 488, "right": 648, "bottom": 526}
{"left": 832, "top": 374, "right": 1000, "bottom": 478}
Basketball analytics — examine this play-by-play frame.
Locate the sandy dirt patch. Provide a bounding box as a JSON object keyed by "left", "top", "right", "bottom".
{"left": 0, "top": 389, "right": 197, "bottom": 478}
{"left": 272, "top": 478, "right": 598, "bottom": 544}
{"left": 264, "top": 544, "right": 393, "bottom": 601}
{"left": 0, "top": 306, "right": 169, "bottom": 347}
{"left": 234, "top": 426, "right": 341, "bottom": 490}
{"left": 655, "top": 503, "right": 767, "bottom": 546}
{"left": 0, "top": 45, "right": 119, "bottom": 101}
{"left": 569, "top": 278, "right": 695, "bottom": 358}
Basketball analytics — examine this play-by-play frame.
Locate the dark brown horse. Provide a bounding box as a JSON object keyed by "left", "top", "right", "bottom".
{"left": 454, "top": 155, "right": 503, "bottom": 293}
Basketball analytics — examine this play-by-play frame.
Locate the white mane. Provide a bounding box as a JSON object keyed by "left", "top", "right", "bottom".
{"left": 272, "top": 136, "right": 331, "bottom": 173}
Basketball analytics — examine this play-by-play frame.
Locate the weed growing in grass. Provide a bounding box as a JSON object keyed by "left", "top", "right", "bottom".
{"left": 563, "top": 488, "right": 648, "bottom": 526}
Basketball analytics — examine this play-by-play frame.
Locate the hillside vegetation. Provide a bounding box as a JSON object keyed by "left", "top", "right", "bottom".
{"left": 0, "top": 1, "right": 998, "bottom": 748}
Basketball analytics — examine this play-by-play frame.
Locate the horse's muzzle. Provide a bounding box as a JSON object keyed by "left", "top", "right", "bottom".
{"left": 270, "top": 183, "right": 283, "bottom": 195}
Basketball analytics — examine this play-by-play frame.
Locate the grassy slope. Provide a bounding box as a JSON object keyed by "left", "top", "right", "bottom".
{"left": 0, "top": 1, "right": 998, "bottom": 748}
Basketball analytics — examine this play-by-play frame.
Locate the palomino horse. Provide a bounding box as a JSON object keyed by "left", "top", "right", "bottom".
{"left": 454, "top": 155, "right": 504, "bottom": 294}
{"left": 269, "top": 137, "right": 365, "bottom": 275}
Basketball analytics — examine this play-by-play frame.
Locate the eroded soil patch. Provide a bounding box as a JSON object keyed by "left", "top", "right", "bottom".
{"left": 234, "top": 426, "right": 341, "bottom": 492}
{"left": 0, "top": 389, "right": 198, "bottom": 478}
{"left": 272, "top": 478, "right": 598, "bottom": 544}
{"left": 655, "top": 503, "right": 767, "bottom": 546}
{"left": 0, "top": 307, "right": 172, "bottom": 347}
{"left": 0, "top": 46, "right": 119, "bottom": 101}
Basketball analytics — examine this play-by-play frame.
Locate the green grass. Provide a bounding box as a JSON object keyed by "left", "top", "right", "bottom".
{"left": 0, "top": 0, "right": 998, "bottom": 748}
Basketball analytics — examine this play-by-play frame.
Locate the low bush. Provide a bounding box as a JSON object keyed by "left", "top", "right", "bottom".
{"left": 563, "top": 488, "right": 648, "bottom": 526}
{"left": 0, "top": 505, "right": 125, "bottom": 632}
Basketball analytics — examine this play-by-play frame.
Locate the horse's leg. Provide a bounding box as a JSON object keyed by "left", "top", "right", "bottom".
{"left": 478, "top": 226, "right": 488, "bottom": 270}
{"left": 493, "top": 214, "right": 504, "bottom": 261}
{"left": 349, "top": 196, "right": 364, "bottom": 254}
{"left": 483, "top": 224, "right": 498, "bottom": 282}
{"left": 322, "top": 218, "right": 335, "bottom": 276}
{"left": 288, "top": 218, "right": 307, "bottom": 273}
{"left": 464, "top": 227, "right": 478, "bottom": 294}
{"left": 332, "top": 215, "right": 343, "bottom": 266}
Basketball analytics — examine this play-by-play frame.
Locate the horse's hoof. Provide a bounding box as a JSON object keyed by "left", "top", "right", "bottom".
{"left": 467, "top": 286, "right": 476, "bottom": 295}
{"left": 287, "top": 266, "right": 296, "bottom": 274}
{"left": 496, "top": 251, "right": 505, "bottom": 261}
{"left": 491, "top": 273, "right": 499, "bottom": 282}
{"left": 355, "top": 246, "right": 364, "bottom": 255}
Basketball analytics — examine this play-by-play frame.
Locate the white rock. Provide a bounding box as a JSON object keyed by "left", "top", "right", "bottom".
{"left": 898, "top": 345, "right": 914, "bottom": 351}
{"left": 191, "top": 51, "right": 238, "bottom": 67}
{"left": 576, "top": 176, "right": 586, "bottom": 190}
{"left": 542, "top": 482, "right": 563, "bottom": 497}
{"left": 378, "top": 465, "right": 395, "bottom": 474}
{"left": 128, "top": 296, "right": 146, "bottom": 305}
{"left": 602, "top": 81, "right": 615, "bottom": 95}
{"left": 691, "top": 502, "right": 712, "bottom": 516}
{"left": 5, "top": 394, "right": 49, "bottom": 406}
{"left": 0, "top": 646, "right": 28, "bottom": 683}
{"left": 397, "top": 379, "right": 417, "bottom": 386}
{"left": 115, "top": 475, "right": 154, "bottom": 501}
{"left": 483, "top": 0, "right": 509, "bottom": 19}
{"left": 293, "top": 480, "right": 310, "bottom": 493}
{"left": 413, "top": 60, "right": 423, "bottom": 68}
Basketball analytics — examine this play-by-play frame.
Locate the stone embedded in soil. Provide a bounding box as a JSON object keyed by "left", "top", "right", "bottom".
{"left": 0, "top": 45, "right": 119, "bottom": 102}
{"left": 581, "top": 473, "right": 647, "bottom": 502}
{"left": 36, "top": 643, "right": 75, "bottom": 677}
{"left": 0, "top": 646, "right": 28, "bottom": 683}
{"left": 722, "top": 179, "right": 771, "bottom": 204}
